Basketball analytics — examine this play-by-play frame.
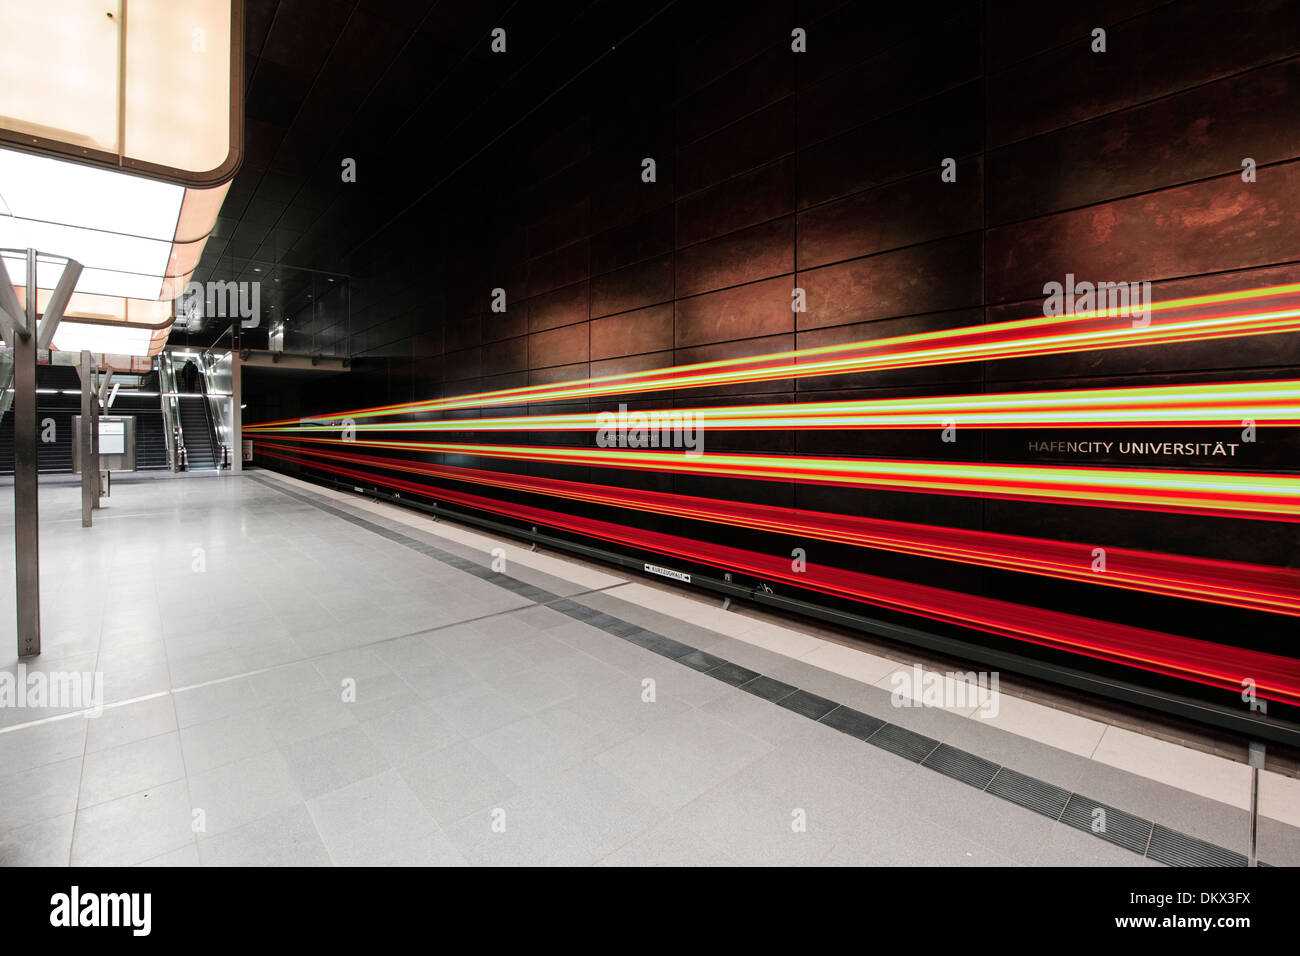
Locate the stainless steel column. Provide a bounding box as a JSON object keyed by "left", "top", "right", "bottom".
{"left": 1248, "top": 741, "right": 1265, "bottom": 866}
{"left": 80, "top": 350, "right": 95, "bottom": 527}
{"left": 2, "top": 248, "right": 81, "bottom": 659}
{"left": 90, "top": 365, "right": 101, "bottom": 508}
{"left": 231, "top": 355, "right": 242, "bottom": 473}
{"left": 14, "top": 249, "right": 39, "bottom": 657}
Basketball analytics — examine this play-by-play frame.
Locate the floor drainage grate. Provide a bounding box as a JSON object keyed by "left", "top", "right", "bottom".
{"left": 739, "top": 675, "right": 799, "bottom": 702}
{"left": 778, "top": 689, "right": 838, "bottom": 721}
{"left": 867, "top": 723, "right": 940, "bottom": 763}
{"left": 676, "top": 649, "right": 726, "bottom": 672}
{"left": 1146, "top": 825, "right": 1248, "bottom": 867}
{"left": 706, "top": 661, "right": 762, "bottom": 687}
{"left": 634, "top": 631, "right": 695, "bottom": 658}
{"left": 1060, "top": 795, "right": 1154, "bottom": 854}
{"left": 819, "top": 705, "right": 886, "bottom": 741}
{"left": 923, "top": 743, "right": 1001, "bottom": 790}
{"left": 985, "top": 768, "right": 1070, "bottom": 820}
{"left": 602, "top": 618, "right": 643, "bottom": 637}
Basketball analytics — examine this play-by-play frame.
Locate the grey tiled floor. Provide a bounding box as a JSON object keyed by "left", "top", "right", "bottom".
{"left": 0, "top": 474, "right": 1287, "bottom": 865}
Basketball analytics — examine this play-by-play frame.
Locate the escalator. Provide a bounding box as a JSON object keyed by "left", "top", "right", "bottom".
{"left": 158, "top": 351, "right": 224, "bottom": 472}
{"left": 177, "top": 393, "right": 219, "bottom": 470}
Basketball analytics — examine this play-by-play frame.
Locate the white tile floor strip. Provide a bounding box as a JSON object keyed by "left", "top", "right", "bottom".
{"left": 876, "top": 665, "right": 984, "bottom": 718}
{"left": 1260, "top": 772, "right": 1300, "bottom": 829}
{"left": 1092, "top": 725, "right": 1253, "bottom": 810}
{"left": 965, "top": 692, "right": 1108, "bottom": 758}
{"left": 799, "top": 641, "right": 900, "bottom": 685}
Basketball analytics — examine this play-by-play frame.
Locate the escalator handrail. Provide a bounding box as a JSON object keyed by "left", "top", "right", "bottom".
{"left": 196, "top": 368, "right": 221, "bottom": 466}
{"left": 158, "top": 352, "right": 184, "bottom": 470}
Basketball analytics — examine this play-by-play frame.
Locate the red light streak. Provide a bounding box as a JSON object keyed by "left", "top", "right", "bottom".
{"left": 260, "top": 435, "right": 1300, "bottom": 521}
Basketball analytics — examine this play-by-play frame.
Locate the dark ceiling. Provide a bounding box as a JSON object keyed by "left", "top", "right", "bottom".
{"left": 190, "top": 0, "right": 677, "bottom": 333}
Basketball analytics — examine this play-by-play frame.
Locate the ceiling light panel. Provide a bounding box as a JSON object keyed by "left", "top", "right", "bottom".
{"left": 0, "top": 0, "right": 121, "bottom": 155}
{"left": 0, "top": 146, "right": 183, "bottom": 238}
{"left": 124, "top": 0, "right": 233, "bottom": 175}
{"left": 51, "top": 320, "right": 153, "bottom": 355}
{"left": 0, "top": 1, "right": 239, "bottom": 183}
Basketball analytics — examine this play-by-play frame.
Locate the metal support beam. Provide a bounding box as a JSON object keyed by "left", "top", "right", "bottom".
{"left": 13, "top": 250, "right": 39, "bottom": 657}
{"left": 0, "top": 264, "right": 24, "bottom": 342}
{"left": 79, "top": 351, "right": 95, "bottom": 528}
{"left": 36, "top": 260, "right": 82, "bottom": 349}
{"left": 97, "top": 365, "right": 115, "bottom": 406}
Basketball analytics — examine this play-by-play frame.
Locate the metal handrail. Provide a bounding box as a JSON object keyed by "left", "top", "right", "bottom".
{"left": 202, "top": 322, "right": 234, "bottom": 360}
{"left": 157, "top": 352, "right": 184, "bottom": 470}
{"left": 196, "top": 368, "right": 223, "bottom": 468}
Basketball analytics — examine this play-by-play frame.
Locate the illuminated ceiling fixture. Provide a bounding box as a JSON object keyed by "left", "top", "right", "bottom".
{"left": 0, "top": 150, "right": 231, "bottom": 304}
{"left": 0, "top": 1, "right": 243, "bottom": 358}
{"left": 50, "top": 320, "right": 156, "bottom": 356}
{"left": 0, "top": 1, "right": 241, "bottom": 183}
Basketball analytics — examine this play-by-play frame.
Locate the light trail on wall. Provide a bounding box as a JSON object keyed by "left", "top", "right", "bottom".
{"left": 254, "top": 438, "right": 1300, "bottom": 615}
{"left": 248, "top": 379, "right": 1300, "bottom": 434}
{"left": 254, "top": 444, "right": 1300, "bottom": 705}
{"left": 246, "top": 281, "right": 1300, "bottom": 428}
{"left": 260, "top": 434, "right": 1300, "bottom": 521}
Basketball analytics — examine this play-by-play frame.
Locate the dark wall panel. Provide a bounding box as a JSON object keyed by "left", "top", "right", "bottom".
{"left": 988, "top": 160, "right": 1300, "bottom": 303}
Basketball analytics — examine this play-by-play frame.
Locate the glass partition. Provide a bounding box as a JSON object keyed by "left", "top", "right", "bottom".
{"left": 171, "top": 255, "right": 349, "bottom": 357}
{"left": 200, "top": 348, "right": 234, "bottom": 467}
